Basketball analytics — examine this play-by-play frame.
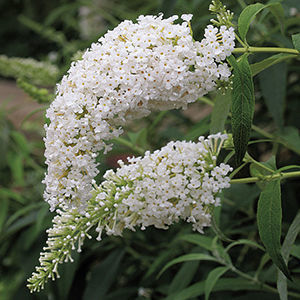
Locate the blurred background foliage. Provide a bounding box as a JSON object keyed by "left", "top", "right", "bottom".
{"left": 0, "top": 0, "right": 300, "bottom": 299}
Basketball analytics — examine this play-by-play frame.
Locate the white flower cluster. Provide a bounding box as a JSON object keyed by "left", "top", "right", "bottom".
{"left": 96, "top": 133, "right": 232, "bottom": 234}
{"left": 27, "top": 134, "right": 232, "bottom": 292}
{"left": 44, "top": 14, "right": 235, "bottom": 211}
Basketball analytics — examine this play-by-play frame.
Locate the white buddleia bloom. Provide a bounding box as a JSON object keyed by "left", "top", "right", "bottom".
{"left": 43, "top": 14, "right": 235, "bottom": 211}
{"left": 27, "top": 134, "right": 232, "bottom": 292}
{"left": 98, "top": 133, "right": 232, "bottom": 234}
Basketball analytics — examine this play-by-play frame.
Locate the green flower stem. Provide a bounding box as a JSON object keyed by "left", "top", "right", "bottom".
{"left": 229, "top": 162, "right": 248, "bottom": 179}
{"left": 235, "top": 33, "right": 248, "bottom": 48}
{"left": 230, "top": 171, "right": 300, "bottom": 184}
{"left": 233, "top": 46, "right": 300, "bottom": 55}
{"left": 244, "top": 153, "right": 275, "bottom": 174}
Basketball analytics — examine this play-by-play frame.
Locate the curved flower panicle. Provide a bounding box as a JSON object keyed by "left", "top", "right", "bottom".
{"left": 28, "top": 134, "right": 232, "bottom": 292}
{"left": 43, "top": 14, "right": 235, "bottom": 211}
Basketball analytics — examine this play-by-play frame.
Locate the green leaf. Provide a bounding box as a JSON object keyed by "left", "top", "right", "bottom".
{"left": 257, "top": 180, "right": 291, "bottom": 279}
{"left": 0, "top": 188, "right": 25, "bottom": 204}
{"left": 291, "top": 244, "right": 300, "bottom": 260}
{"left": 158, "top": 254, "right": 218, "bottom": 278}
{"left": 4, "top": 210, "right": 39, "bottom": 238}
{"left": 165, "top": 277, "right": 271, "bottom": 300}
{"left": 210, "top": 90, "right": 231, "bottom": 134}
{"left": 144, "top": 249, "right": 174, "bottom": 279}
{"left": 211, "top": 237, "right": 232, "bottom": 265}
{"left": 250, "top": 53, "right": 296, "bottom": 77}
{"left": 205, "top": 266, "right": 230, "bottom": 300}
{"left": 249, "top": 155, "right": 277, "bottom": 189}
{"left": 292, "top": 33, "right": 300, "bottom": 51}
{"left": 168, "top": 261, "right": 200, "bottom": 295}
{"left": 259, "top": 62, "right": 286, "bottom": 129}
{"left": 238, "top": 3, "right": 265, "bottom": 41}
{"left": 268, "top": 2, "right": 285, "bottom": 33}
{"left": 7, "top": 152, "right": 24, "bottom": 187}
{"left": 211, "top": 214, "right": 233, "bottom": 242}
{"left": 56, "top": 252, "right": 80, "bottom": 300}
{"left": 228, "top": 54, "right": 254, "bottom": 165}
{"left": 5, "top": 202, "right": 44, "bottom": 229}
{"left": 238, "top": 3, "right": 285, "bottom": 42}
{"left": 83, "top": 250, "right": 124, "bottom": 299}
{"left": 226, "top": 239, "right": 265, "bottom": 252}
{"left": 179, "top": 234, "right": 213, "bottom": 251}
{"left": 0, "top": 198, "right": 9, "bottom": 232}
{"left": 23, "top": 204, "right": 49, "bottom": 250}
{"left": 11, "top": 131, "right": 30, "bottom": 155}
{"left": 277, "top": 211, "right": 300, "bottom": 300}
{"left": 250, "top": 155, "right": 276, "bottom": 176}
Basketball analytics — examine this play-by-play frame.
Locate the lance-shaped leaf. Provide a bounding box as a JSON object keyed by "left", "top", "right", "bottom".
{"left": 83, "top": 250, "right": 125, "bottom": 299}
{"left": 257, "top": 179, "right": 291, "bottom": 280}
{"left": 250, "top": 53, "right": 296, "bottom": 77}
{"left": 158, "top": 254, "right": 218, "bottom": 278}
{"left": 277, "top": 211, "right": 300, "bottom": 300}
{"left": 205, "top": 266, "right": 230, "bottom": 300}
{"left": 238, "top": 3, "right": 265, "bottom": 42}
{"left": 210, "top": 90, "right": 231, "bottom": 134}
{"left": 238, "top": 3, "right": 285, "bottom": 42}
{"left": 165, "top": 277, "right": 274, "bottom": 300}
{"left": 228, "top": 54, "right": 254, "bottom": 165}
{"left": 292, "top": 33, "right": 300, "bottom": 51}
{"left": 180, "top": 234, "right": 213, "bottom": 251}
{"left": 168, "top": 261, "right": 200, "bottom": 295}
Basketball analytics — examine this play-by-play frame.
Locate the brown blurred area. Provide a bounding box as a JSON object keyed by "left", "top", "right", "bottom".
{"left": 0, "top": 79, "right": 44, "bottom": 129}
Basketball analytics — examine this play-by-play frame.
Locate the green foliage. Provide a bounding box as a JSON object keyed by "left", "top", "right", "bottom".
{"left": 83, "top": 250, "right": 125, "bottom": 299}
{"left": 0, "top": 110, "right": 50, "bottom": 300}
{"left": 204, "top": 266, "right": 229, "bottom": 300}
{"left": 292, "top": 33, "right": 300, "bottom": 51}
{"left": 238, "top": 2, "right": 285, "bottom": 43}
{"left": 159, "top": 253, "right": 218, "bottom": 278}
{"left": 250, "top": 53, "right": 297, "bottom": 76}
{"left": 228, "top": 54, "right": 254, "bottom": 165}
{"left": 238, "top": 3, "right": 265, "bottom": 42}
{"left": 167, "top": 260, "right": 200, "bottom": 295}
{"left": 210, "top": 90, "right": 231, "bottom": 134}
{"left": 257, "top": 179, "right": 290, "bottom": 279}
{"left": 277, "top": 211, "right": 300, "bottom": 300}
